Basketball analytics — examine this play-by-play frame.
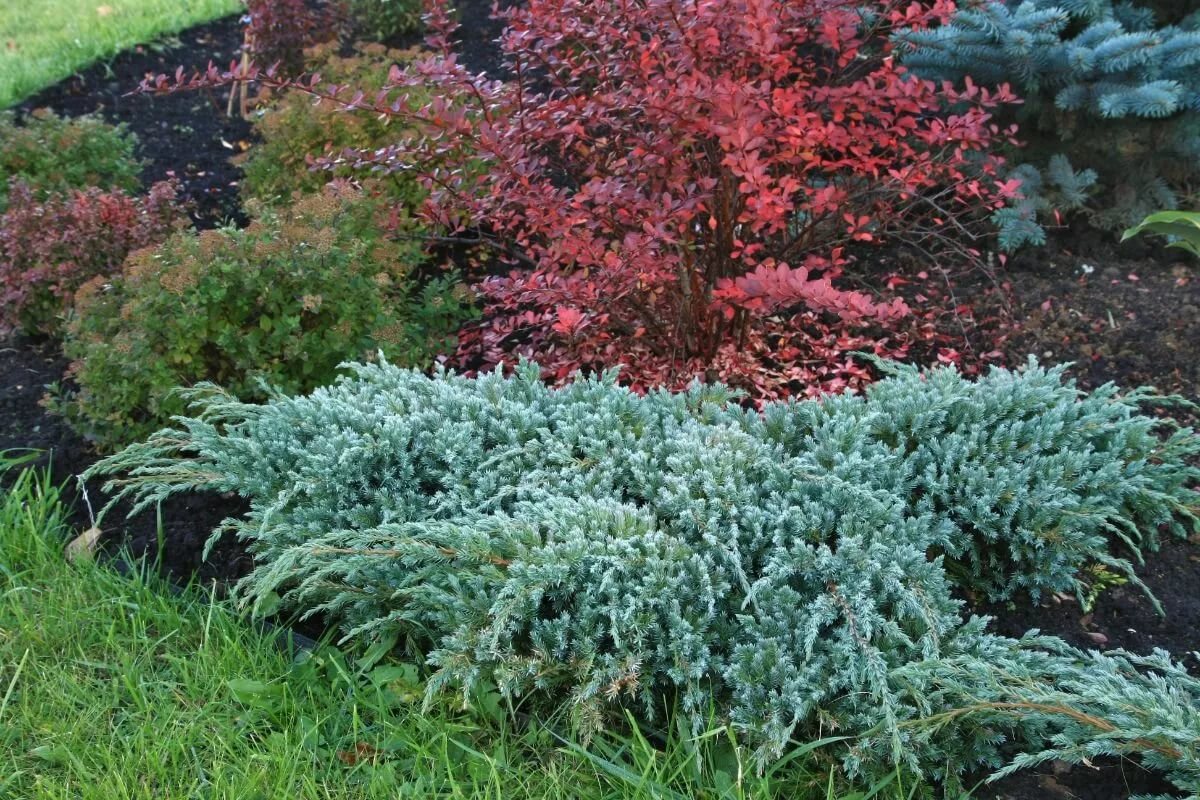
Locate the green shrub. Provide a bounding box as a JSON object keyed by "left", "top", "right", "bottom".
{"left": 60, "top": 184, "right": 474, "bottom": 450}
{"left": 0, "top": 110, "right": 142, "bottom": 211}
{"left": 88, "top": 359, "right": 1200, "bottom": 790}
{"left": 240, "top": 44, "right": 429, "bottom": 207}
{"left": 348, "top": 0, "right": 422, "bottom": 41}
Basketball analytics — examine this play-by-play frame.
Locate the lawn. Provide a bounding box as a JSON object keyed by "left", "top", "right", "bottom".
{"left": 0, "top": 454, "right": 902, "bottom": 800}
{"left": 0, "top": 455, "right": 580, "bottom": 799}
{"left": 0, "top": 0, "right": 241, "bottom": 108}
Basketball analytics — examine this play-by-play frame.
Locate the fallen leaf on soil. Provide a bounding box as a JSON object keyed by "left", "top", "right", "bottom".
{"left": 64, "top": 526, "right": 102, "bottom": 563}
{"left": 1086, "top": 631, "right": 1109, "bottom": 646}
{"left": 336, "top": 742, "right": 381, "bottom": 765}
{"left": 1037, "top": 775, "right": 1074, "bottom": 797}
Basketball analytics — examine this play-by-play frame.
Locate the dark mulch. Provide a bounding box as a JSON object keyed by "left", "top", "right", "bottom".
{"left": 981, "top": 759, "right": 1180, "bottom": 800}
{"left": 968, "top": 225, "right": 1200, "bottom": 662}
{"left": 0, "top": 336, "right": 251, "bottom": 585}
{"left": 381, "top": 0, "right": 510, "bottom": 78}
{"left": 991, "top": 221, "right": 1200, "bottom": 398}
{"left": 981, "top": 536, "right": 1200, "bottom": 661}
{"left": 2, "top": 7, "right": 1198, "bottom": 799}
{"left": 965, "top": 227, "right": 1200, "bottom": 800}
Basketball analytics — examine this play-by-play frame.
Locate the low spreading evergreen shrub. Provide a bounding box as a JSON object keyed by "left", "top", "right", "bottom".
{"left": 88, "top": 359, "right": 1200, "bottom": 791}
{"left": 0, "top": 179, "right": 186, "bottom": 337}
{"left": 59, "top": 184, "right": 474, "bottom": 450}
{"left": 760, "top": 359, "right": 1199, "bottom": 603}
{"left": 0, "top": 110, "right": 142, "bottom": 211}
{"left": 239, "top": 43, "right": 431, "bottom": 208}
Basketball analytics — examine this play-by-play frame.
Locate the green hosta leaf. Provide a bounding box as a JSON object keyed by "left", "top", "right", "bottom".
{"left": 1121, "top": 210, "right": 1200, "bottom": 257}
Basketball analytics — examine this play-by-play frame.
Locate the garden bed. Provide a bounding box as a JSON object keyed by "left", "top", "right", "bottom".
{"left": 3, "top": 4, "right": 1199, "bottom": 798}
{"left": 15, "top": 13, "right": 252, "bottom": 229}
{"left": 12, "top": 2, "right": 505, "bottom": 228}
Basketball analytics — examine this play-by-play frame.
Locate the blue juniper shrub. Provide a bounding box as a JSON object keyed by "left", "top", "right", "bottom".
{"left": 87, "top": 359, "right": 1200, "bottom": 791}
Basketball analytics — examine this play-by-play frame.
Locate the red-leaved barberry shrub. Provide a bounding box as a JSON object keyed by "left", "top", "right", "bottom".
{"left": 244, "top": 0, "right": 344, "bottom": 76}
{"left": 0, "top": 179, "right": 187, "bottom": 337}
{"left": 143, "top": 0, "right": 1021, "bottom": 399}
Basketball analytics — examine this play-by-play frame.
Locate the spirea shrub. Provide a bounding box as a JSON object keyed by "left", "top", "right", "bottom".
{"left": 347, "top": 0, "right": 422, "bottom": 40}
{"left": 897, "top": 0, "right": 1200, "bottom": 244}
{"left": 140, "top": 0, "right": 1019, "bottom": 400}
{"left": 60, "top": 184, "right": 474, "bottom": 450}
{"left": 240, "top": 44, "right": 430, "bottom": 208}
{"left": 0, "top": 110, "right": 142, "bottom": 211}
{"left": 87, "top": 359, "right": 1200, "bottom": 789}
{"left": 0, "top": 179, "right": 187, "bottom": 337}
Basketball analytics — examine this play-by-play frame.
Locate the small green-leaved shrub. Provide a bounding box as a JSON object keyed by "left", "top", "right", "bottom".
{"left": 0, "top": 110, "right": 142, "bottom": 211}
{"left": 61, "top": 184, "right": 474, "bottom": 449}
{"left": 240, "top": 43, "right": 430, "bottom": 207}
{"left": 348, "top": 0, "right": 422, "bottom": 41}
{"left": 89, "top": 359, "right": 1200, "bottom": 790}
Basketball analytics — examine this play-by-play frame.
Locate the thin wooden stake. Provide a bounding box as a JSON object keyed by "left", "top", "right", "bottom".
{"left": 228, "top": 29, "right": 252, "bottom": 118}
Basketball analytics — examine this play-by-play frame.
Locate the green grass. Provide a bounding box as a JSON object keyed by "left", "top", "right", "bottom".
{"left": 0, "top": 452, "right": 925, "bottom": 799}
{"left": 0, "top": 0, "right": 241, "bottom": 108}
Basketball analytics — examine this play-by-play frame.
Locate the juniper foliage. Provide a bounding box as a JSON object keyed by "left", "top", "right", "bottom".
{"left": 896, "top": 0, "right": 1200, "bottom": 245}
{"left": 893, "top": 631, "right": 1200, "bottom": 796}
{"left": 759, "top": 358, "right": 1199, "bottom": 602}
{"left": 87, "top": 360, "right": 1200, "bottom": 788}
